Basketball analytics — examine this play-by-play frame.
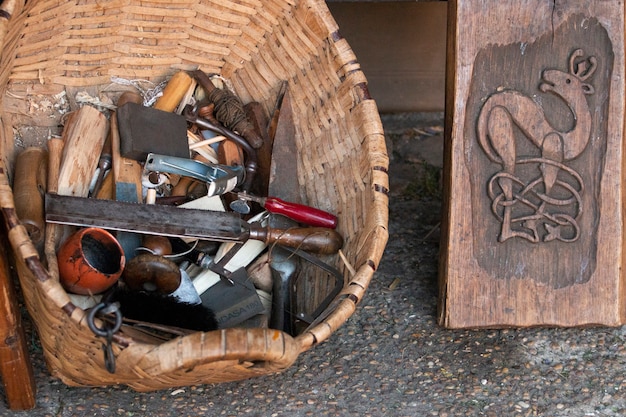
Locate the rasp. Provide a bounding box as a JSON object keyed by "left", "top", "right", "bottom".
{"left": 44, "top": 194, "right": 343, "bottom": 254}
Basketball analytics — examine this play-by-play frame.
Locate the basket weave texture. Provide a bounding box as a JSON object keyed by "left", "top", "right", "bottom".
{"left": 0, "top": 0, "right": 389, "bottom": 390}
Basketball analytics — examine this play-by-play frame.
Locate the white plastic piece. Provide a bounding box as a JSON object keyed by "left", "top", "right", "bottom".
{"left": 192, "top": 211, "right": 269, "bottom": 295}
{"left": 179, "top": 195, "right": 225, "bottom": 211}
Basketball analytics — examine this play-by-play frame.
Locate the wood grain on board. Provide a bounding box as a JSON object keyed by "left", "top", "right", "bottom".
{"left": 439, "top": 0, "right": 625, "bottom": 328}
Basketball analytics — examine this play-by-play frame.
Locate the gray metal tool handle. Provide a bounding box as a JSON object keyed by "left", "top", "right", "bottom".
{"left": 144, "top": 153, "right": 244, "bottom": 196}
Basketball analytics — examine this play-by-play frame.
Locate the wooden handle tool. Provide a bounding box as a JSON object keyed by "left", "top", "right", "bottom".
{"left": 13, "top": 148, "right": 48, "bottom": 244}
{"left": 193, "top": 69, "right": 264, "bottom": 149}
{"left": 47, "top": 138, "right": 64, "bottom": 195}
{"left": 247, "top": 225, "right": 343, "bottom": 255}
{"left": 217, "top": 136, "right": 244, "bottom": 167}
{"left": 244, "top": 101, "right": 272, "bottom": 196}
{"left": 154, "top": 71, "right": 194, "bottom": 113}
{"left": 112, "top": 92, "right": 144, "bottom": 202}
{"left": 95, "top": 167, "right": 114, "bottom": 200}
{"left": 217, "top": 136, "right": 245, "bottom": 209}
{"left": 45, "top": 194, "right": 344, "bottom": 254}
{"left": 44, "top": 137, "right": 64, "bottom": 273}
{"left": 57, "top": 106, "right": 109, "bottom": 197}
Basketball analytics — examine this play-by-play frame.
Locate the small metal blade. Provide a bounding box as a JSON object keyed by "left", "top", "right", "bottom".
{"left": 268, "top": 88, "right": 300, "bottom": 203}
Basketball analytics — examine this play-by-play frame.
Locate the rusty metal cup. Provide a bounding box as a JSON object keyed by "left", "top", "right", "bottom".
{"left": 57, "top": 227, "right": 125, "bottom": 295}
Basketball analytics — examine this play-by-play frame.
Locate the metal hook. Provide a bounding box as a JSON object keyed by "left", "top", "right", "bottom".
{"left": 87, "top": 302, "right": 123, "bottom": 373}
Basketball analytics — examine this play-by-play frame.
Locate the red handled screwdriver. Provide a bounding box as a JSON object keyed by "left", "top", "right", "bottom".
{"left": 236, "top": 193, "right": 338, "bottom": 229}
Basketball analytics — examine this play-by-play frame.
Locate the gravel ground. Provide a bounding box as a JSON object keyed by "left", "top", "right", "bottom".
{"left": 2, "top": 113, "right": 626, "bottom": 416}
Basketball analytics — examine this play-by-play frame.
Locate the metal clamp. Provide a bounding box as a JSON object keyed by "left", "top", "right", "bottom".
{"left": 145, "top": 153, "right": 244, "bottom": 196}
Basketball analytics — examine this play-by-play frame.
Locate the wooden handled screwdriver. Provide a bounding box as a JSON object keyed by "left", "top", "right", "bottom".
{"left": 247, "top": 225, "right": 343, "bottom": 255}
{"left": 153, "top": 71, "right": 194, "bottom": 113}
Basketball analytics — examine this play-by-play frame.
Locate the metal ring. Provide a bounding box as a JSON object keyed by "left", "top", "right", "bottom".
{"left": 87, "top": 302, "right": 123, "bottom": 338}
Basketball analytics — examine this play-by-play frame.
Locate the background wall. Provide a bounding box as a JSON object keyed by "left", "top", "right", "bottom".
{"left": 327, "top": 1, "right": 447, "bottom": 113}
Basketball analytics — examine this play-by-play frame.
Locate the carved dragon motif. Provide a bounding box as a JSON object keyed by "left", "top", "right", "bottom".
{"left": 476, "top": 49, "right": 596, "bottom": 243}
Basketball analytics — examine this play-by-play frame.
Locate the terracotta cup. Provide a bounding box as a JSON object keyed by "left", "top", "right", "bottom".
{"left": 57, "top": 227, "right": 125, "bottom": 295}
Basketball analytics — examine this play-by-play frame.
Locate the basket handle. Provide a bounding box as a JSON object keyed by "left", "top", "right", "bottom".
{"left": 0, "top": 0, "right": 24, "bottom": 50}
{"left": 133, "top": 328, "right": 300, "bottom": 375}
{"left": 0, "top": 162, "right": 40, "bottom": 262}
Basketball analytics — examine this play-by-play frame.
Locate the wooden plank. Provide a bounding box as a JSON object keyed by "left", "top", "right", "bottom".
{"left": 439, "top": 0, "right": 625, "bottom": 328}
{"left": 0, "top": 221, "right": 36, "bottom": 410}
{"left": 327, "top": 1, "right": 447, "bottom": 112}
{"left": 57, "top": 105, "right": 109, "bottom": 197}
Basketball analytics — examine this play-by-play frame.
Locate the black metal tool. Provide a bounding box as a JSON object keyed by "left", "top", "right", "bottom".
{"left": 89, "top": 136, "right": 112, "bottom": 198}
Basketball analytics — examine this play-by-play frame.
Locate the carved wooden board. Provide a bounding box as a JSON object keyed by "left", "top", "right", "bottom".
{"left": 439, "top": 1, "right": 625, "bottom": 328}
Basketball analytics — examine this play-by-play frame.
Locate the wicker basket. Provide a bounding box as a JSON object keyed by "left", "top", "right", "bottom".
{"left": 0, "top": 0, "right": 388, "bottom": 390}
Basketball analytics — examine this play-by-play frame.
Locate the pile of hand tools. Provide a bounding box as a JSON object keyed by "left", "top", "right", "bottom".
{"left": 13, "top": 70, "right": 343, "bottom": 341}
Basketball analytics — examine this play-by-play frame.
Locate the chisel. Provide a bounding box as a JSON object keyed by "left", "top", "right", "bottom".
{"left": 110, "top": 92, "right": 144, "bottom": 260}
